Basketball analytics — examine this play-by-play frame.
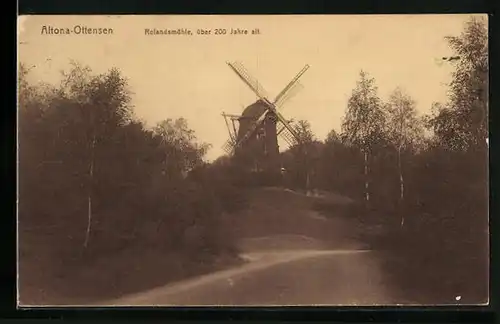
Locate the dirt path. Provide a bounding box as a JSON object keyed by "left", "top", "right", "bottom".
{"left": 102, "top": 188, "right": 396, "bottom": 306}
{"left": 106, "top": 249, "right": 394, "bottom": 306}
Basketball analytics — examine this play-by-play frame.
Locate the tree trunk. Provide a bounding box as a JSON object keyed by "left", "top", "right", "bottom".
{"left": 83, "top": 135, "right": 96, "bottom": 249}
{"left": 303, "top": 145, "right": 310, "bottom": 194}
{"left": 398, "top": 146, "right": 405, "bottom": 227}
{"left": 364, "top": 150, "right": 370, "bottom": 202}
{"left": 306, "top": 171, "right": 310, "bottom": 194}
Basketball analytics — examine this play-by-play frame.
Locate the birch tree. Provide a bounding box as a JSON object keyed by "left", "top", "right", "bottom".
{"left": 341, "top": 70, "right": 385, "bottom": 203}
{"left": 384, "top": 87, "right": 423, "bottom": 226}
{"left": 58, "top": 63, "right": 133, "bottom": 249}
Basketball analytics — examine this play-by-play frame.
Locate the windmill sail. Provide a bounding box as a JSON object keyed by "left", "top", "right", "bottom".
{"left": 222, "top": 138, "right": 236, "bottom": 154}
{"left": 273, "top": 108, "right": 300, "bottom": 141}
{"left": 222, "top": 112, "right": 236, "bottom": 141}
{"left": 227, "top": 61, "right": 270, "bottom": 100}
{"left": 275, "top": 81, "right": 304, "bottom": 108}
{"left": 273, "top": 64, "right": 310, "bottom": 104}
{"left": 278, "top": 123, "right": 298, "bottom": 148}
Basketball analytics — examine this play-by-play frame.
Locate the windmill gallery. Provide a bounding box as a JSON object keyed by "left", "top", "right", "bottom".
{"left": 222, "top": 61, "right": 310, "bottom": 186}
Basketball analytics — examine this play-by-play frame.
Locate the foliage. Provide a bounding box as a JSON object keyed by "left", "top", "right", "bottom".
{"left": 396, "top": 17, "right": 489, "bottom": 302}
{"left": 280, "top": 17, "right": 488, "bottom": 302}
{"left": 281, "top": 120, "right": 323, "bottom": 190}
{"left": 154, "top": 118, "right": 211, "bottom": 179}
{"left": 340, "top": 71, "right": 388, "bottom": 202}
{"left": 341, "top": 70, "right": 386, "bottom": 151}
{"left": 427, "top": 17, "right": 488, "bottom": 152}
{"left": 384, "top": 87, "right": 424, "bottom": 152}
{"left": 294, "top": 119, "right": 315, "bottom": 144}
{"left": 18, "top": 63, "right": 243, "bottom": 303}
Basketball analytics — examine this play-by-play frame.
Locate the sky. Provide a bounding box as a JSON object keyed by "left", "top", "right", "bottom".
{"left": 18, "top": 14, "right": 485, "bottom": 161}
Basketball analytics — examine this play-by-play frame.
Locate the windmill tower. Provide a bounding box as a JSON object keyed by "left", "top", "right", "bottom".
{"left": 222, "top": 61, "right": 310, "bottom": 184}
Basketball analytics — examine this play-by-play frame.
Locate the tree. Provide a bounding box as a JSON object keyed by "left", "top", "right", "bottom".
{"left": 341, "top": 70, "right": 386, "bottom": 202}
{"left": 60, "top": 64, "right": 133, "bottom": 249}
{"left": 280, "top": 120, "right": 321, "bottom": 191}
{"left": 295, "top": 120, "right": 316, "bottom": 191}
{"left": 317, "top": 129, "right": 360, "bottom": 194}
{"left": 384, "top": 87, "right": 424, "bottom": 226}
{"left": 428, "top": 17, "right": 488, "bottom": 152}
{"left": 325, "top": 129, "right": 341, "bottom": 144}
{"left": 154, "top": 118, "right": 211, "bottom": 180}
{"left": 19, "top": 62, "right": 136, "bottom": 251}
{"left": 294, "top": 119, "right": 315, "bottom": 144}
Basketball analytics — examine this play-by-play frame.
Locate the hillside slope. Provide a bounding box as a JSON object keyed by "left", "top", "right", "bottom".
{"left": 105, "top": 188, "right": 396, "bottom": 306}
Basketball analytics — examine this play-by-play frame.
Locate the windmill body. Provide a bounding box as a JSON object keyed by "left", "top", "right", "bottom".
{"left": 233, "top": 100, "right": 280, "bottom": 177}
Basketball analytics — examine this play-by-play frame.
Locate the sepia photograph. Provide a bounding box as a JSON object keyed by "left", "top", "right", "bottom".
{"left": 17, "top": 14, "right": 489, "bottom": 307}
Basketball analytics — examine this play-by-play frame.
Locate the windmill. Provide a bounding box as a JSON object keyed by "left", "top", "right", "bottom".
{"left": 222, "top": 61, "right": 310, "bottom": 182}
